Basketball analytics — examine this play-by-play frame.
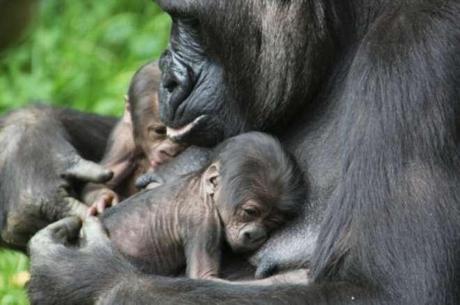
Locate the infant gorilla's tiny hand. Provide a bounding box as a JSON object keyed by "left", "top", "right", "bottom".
{"left": 88, "top": 189, "right": 120, "bottom": 216}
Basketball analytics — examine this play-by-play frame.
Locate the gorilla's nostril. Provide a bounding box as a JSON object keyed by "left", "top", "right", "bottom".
{"left": 243, "top": 230, "right": 267, "bottom": 245}
{"left": 159, "top": 54, "right": 196, "bottom": 124}
{"left": 164, "top": 79, "right": 179, "bottom": 94}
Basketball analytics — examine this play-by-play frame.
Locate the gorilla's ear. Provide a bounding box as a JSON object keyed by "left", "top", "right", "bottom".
{"left": 203, "top": 162, "right": 220, "bottom": 196}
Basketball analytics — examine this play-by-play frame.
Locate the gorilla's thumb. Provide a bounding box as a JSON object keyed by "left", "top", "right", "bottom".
{"left": 61, "top": 197, "right": 89, "bottom": 219}
{"left": 63, "top": 157, "right": 113, "bottom": 183}
{"left": 29, "top": 217, "right": 82, "bottom": 254}
{"left": 80, "top": 217, "right": 110, "bottom": 246}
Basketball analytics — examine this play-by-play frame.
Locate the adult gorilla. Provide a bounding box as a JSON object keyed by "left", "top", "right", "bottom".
{"left": 28, "top": 0, "right": 460, "bottom": 304}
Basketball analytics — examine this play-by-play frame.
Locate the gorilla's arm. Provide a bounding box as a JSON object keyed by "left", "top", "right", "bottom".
{"left": 28, "top": 217, "right": 358, "bottom": 305}
{"left": 0, "top": 105, "right": 115, "bottom": 250}
{"left": 56, "top": 107, "right": 117, "bottom": 162}
{"left": 28, "top": 217, "right": 138, "bottom": 305}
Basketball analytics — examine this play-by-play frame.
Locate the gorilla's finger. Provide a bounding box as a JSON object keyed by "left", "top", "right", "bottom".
{"left": 135, "top": 172, "right": 164, "bottom": 189}
{"left": 87, "top": 205, "right": 97, "bottom": 217}
{"left": 61, "top": 197, "right": 89, "bottom": 219}
{"left": 51, "top": 217, "right": 83, "bottom": 243}
{"left": 271, "top": 269, "right": 311, "bottom": 285}
{"left": 63, "top": 157, "right": 113, "bottom": 183}
{"left": 29, "top": 217, "right": 82, "bottom": 253}
{"left": 80, "top": 217, "right": 110, "bottom": 246}
{"left": 111, "top": 194, "right": 120, "bottom": 206}
{"left": 48, "top": 217, "right": 81, "bottom": 237}
{"left": 102, "top": 193, "right": 117, "bottom": 206}
{"left": 96, "top": 199, "right": 108, "bottom": 215}
{"left": 255, "top": 261, "right": 278, "bottom": 279}
{"left": 135, "top": 172, "right": 151, "bottom": 189}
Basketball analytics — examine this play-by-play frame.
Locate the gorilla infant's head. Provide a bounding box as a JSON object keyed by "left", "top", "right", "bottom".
{"left": 207, "top": 132, "right": 305, "bottom": 252}
{"left": 156, "top": 0, "right": 335, "bottom": 146}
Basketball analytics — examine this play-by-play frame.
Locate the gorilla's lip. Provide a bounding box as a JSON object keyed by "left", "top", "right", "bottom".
{"left": 166, "top": 115, "right": 206, "bottom": 141}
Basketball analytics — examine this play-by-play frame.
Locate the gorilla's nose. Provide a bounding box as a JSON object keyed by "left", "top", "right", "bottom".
{"left": 159, "top": 51, "right": 194, "bottom": 124}
{"left": 242, "top": 229, "right": 267, "bottom": 247}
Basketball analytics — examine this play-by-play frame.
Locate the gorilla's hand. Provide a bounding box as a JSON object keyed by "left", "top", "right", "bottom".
{"left": 250, "top": 219, "right": 319, "bottom": 279}
{"left": 0, "top": 107, "right": 113, "bottom": 249}
{"left": 28, "top": 216, "right": 133, "bottom": 305}
{"left": 85, "top": 188, "right": 120, "bottom": 216}
{"left": 0, "top": 151, "right": 112, "bottom": 249}
{"left": 28, "top": 217, "right": 112, "bottom": 267}
{"left": 53, "top": 154, "right": 114, "bottom": 219}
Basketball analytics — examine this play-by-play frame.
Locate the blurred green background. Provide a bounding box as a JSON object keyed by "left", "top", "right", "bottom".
{"left": 0, "top": 0, "right": 170, "bottom": 115}
{"left": 0, "top": 0, "right": 170, "bottom": 304}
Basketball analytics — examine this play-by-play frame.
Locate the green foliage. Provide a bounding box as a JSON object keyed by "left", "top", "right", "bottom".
{"left": 0, "top": 1, "right": 171, "bottom": 304}
{"left": 0, "top": 0, "right": 171, "bottom": 116}
{"left": 0, "top": 251, "right": 29, "bottom": 305}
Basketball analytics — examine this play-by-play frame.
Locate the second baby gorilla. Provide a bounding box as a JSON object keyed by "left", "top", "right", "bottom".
{"left": 82, "top": 61, "right": 185, "bottom": 214}
{"left": 101, "top": 132, "right": 306, "bottom": 279}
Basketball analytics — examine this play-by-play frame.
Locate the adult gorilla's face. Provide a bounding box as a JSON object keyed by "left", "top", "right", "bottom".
{"left": 156, "top": 0, "right": 334, "bottom": 146}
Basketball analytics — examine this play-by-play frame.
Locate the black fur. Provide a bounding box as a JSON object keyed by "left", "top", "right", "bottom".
{"left": 0, "top": 105, "right": 115, "bottom": 250}
{"left": 23, "top": 0, "right": 460, "bottom": 304}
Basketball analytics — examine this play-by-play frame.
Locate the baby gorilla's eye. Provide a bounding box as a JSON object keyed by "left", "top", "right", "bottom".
{"left": 266, "top": 218, "right": 282, "bottom": 228}
{"left": 148, "top": 125, "right": 167, "bottom": 138}
{"left": 153, "top": 126, "right": 167, "bottom": 135}
{"left": 242, "top": 207, "right": 259, "bottom": 218}
{"left": 265, "top": 215, "right": 285, "bottom": 229}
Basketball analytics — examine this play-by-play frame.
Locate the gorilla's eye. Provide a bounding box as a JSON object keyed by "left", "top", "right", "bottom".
{"left": 164, "top": 79, "right": 179, "bottom": 94}
{"left": 265, "top": 217, "right": 284, "bottom": 229}
{"left": 242, "top": 207, "right": 259, "bottom": 218}
{"left": 148, "top": 125, "right": 167, "bottom": 138}
{"left": 153, "top": 126, "right": 167, "bottom": 135}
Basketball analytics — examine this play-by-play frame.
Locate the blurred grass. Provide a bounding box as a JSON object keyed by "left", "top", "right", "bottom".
{"left": 0, "top": 252, "right": 29, "bottom": 305}
{"left": 0, "top": 0, "right": 170, "bottom": 115}
{"left": 0, "top": 0, "right": 171, "bottom": 304}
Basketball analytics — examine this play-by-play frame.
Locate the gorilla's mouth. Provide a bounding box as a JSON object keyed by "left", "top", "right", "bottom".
{"left": 167, "top": 115, "right": 207, "bottom": 142}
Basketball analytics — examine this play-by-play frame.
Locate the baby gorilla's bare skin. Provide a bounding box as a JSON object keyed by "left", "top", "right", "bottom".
{"left": 82, "top": 61, "right": 185, "bottom": 215}
{"left": 102, "top": 175, "right": 221, "bottom": 278}
{"left": 100, "top": 132, "right": 308, "bottom": 282}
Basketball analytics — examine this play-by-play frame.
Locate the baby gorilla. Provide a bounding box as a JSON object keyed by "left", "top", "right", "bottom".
{"left": 82, "top": 61, "right": 184, "bottom": 214}
{"left": 101, "top": 132, "right": 306, "bottom": 279}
